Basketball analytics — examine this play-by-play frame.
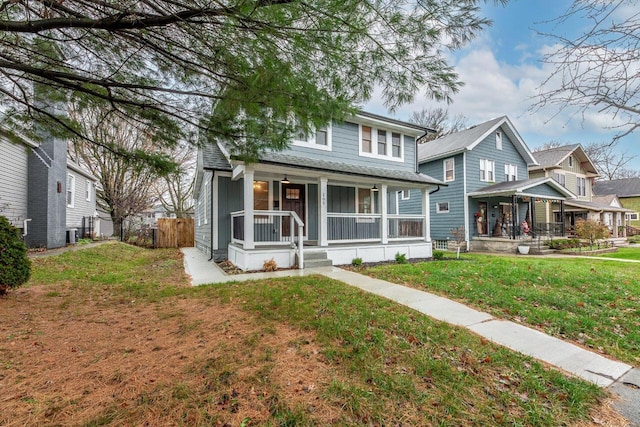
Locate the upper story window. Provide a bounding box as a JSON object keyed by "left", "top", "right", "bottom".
{"left": 554, "top": 172, "right": 566, "bottom": 187}
{"left": 480, "top": 159, "right": 495, "bottom": 182}
{"left": 86, "top": 181, "right": 93, "bottom": 202}
{"left": 399, "top": 190, "right": 410, "bottom": 200}
{"left": 568, "top": 155, "right": 573, "bottom": 167}
{"left": 444, "top": 158, "right": 455, "bottom": 182}
{"left": 577, "top": 177, "right": 586, "bottom": 196}
{"left": 361, "top": 126, "right": 372, "bottom": 153}
{"left": 66, "top": 173, "right": 75, "bottom": 208}
{"left": 391, "top": 133, "right": 402, "bottom": 158}
{"left": 505, "top": 164, "right": 518, "bottom": 181}
{"left": 293, "top": 124, "right": 332, "bottom": 151}
{"left": 496, "top": 131, "right": 503, "bottom": 150}
{"left": 377, "top": 130, "right": 387, "bottom": 155}
{"left": 359, "top": 124, "right": 404, "bottom": 162}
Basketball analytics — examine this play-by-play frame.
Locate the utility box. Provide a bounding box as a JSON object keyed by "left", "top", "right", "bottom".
{"left": 67, "top": 228, "right": 78, "bottom": 244}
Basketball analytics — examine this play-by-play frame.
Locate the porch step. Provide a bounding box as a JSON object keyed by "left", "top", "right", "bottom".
{"left": 304, "top": 258, "right": 334, "bottom": 268}
{"left": 529, "top": 245, "right": 555, "bottom": 255}
{"left": 303, "top": 251, "right": 333, "bottom": 268}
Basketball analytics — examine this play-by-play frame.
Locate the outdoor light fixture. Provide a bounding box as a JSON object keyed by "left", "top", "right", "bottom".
{"left": 372, "top": 185, "right": 379, "bottom": 192}
{"left": 281, "top": 175, "right": 290, "bottom": 184}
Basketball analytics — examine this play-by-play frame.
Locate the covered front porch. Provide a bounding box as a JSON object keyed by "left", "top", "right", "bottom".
{"left": 226, "top": 161, "right": 439, "bottom": 270}
{"left": 466, "top": 178, "right": 576, "bottom": 252}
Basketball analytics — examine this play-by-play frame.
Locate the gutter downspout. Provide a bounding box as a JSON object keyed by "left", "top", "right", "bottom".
{"left": 208, "top": 171, "right": 215, "bottom": 261}
{"left": 429, "top": 185, "right": 441, "bottom": 195}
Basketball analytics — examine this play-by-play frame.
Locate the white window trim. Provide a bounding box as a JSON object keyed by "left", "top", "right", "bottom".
{"left": 399, "top": 190, "right": 410, "bottom": 200}
{"left": 67, "top": 173, "right": 76, "bottom": 208}
{"left": 358, "top": 124, "right": 405, "bottom": 163}
{"left": 496, "top": 131, "right": 502, "bottom": 150}
{"left": 443, "top": 158, "right": 455, "bottom": 182}
{"left": 292, "top": 123, "right": 332, "bottom": 151}
{"left": 568, "top": 155, "right": 573, "bottom": 167}
{"left": 436, "top": 201, "right": 450, "bottom": 213}
{"left": 627, "top": 212, "right": 639, "bottom": 221}
{"left": 504, "top": 164, "right": 518, "bottom": 182}
{"left": 355, "top": 187, "right": 376, "bottom": 214}
{"left": 554, "top": 172, "right": 566, "bottom": 187}
{"left": 479, "top": 159, "right": 495, "bottom": 182}
{"left": 86, "top": 181, "right": 92, "bottom": 202}
{"left": 203, "top": 180, "right": 209, "bottom": 224}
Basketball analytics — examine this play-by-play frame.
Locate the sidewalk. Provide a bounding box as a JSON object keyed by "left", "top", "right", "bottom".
{"left": 181, "top": 248, "right": 640, "bottom": 425}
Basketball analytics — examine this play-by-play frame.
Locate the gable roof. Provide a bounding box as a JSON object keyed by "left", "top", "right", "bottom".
{"left": 467, "top": 177, "right": 576, "bottom": 200}
{"left": 529, "top": 144, "right": 599, "bottom": 175}
{"left": 417, "top": 116, "right": 537, "bottom": 165}
{"left": 565, "top": 199, "right": 631, "bottom": 213}
{"left": 593, "top": 178, "right": 640, "bottom": 197}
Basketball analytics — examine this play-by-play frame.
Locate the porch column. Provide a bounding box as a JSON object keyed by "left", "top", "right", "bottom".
{"left": 530, "top": 199, "right": 536, "bottom": 238}
{"left": 511, "top": 195, "right": 517, "bottom": 240}
{"left": 318, "top": 177, "right": 328, "bottom": 247}
{"left": 243, "top": 169, "right": 255, "bottom": 250}
{"left": 560, "top": 201, "right": 565, "bottom": 236}
{"left": 614, "top": 212, "right": 620, "bottom": 238}
{"left": 422, "top": 188, "right": 431, "bottom": 242}
{"left": 381, "top": 184, "right": 388, "bottom": 244}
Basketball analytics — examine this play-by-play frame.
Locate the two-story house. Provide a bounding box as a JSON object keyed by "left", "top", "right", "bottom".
{"left": 193, "top": 111, "right": 443, "bottom": 270}
{"left": 0, "top": 128, "right": 99, "bottom": 248}
{"left": 593, "top": 178, "right": 640, "bottom": 228}
{"left": 529, "top": 144, "right": 630, "bottom": 238}
{"left": 402, "top": 116, "right": 575, "bottom": 251}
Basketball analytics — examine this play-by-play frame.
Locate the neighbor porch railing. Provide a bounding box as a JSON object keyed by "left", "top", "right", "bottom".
{"left": 388, "top": 215, "right": 425, "bottom": 240}
{"left": 230, "top": 210, "right": 304, "bottom": 268}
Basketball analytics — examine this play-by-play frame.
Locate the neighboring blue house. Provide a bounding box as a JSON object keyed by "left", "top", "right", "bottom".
{"left": 193, "top": 111, "right": 443, "bottom": 270}
{"left": 403, "top": 116, "right": 575, "bottom": 251}
{"left": 0, "top": 128, "right": 99, "bottom": 248}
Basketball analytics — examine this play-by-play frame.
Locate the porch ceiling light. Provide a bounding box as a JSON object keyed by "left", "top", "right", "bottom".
{"left": 281, "top": 175, "right": 290, "bottom": 184}
{"left": 372, "top": 184, "right": 379, "bottom": 192}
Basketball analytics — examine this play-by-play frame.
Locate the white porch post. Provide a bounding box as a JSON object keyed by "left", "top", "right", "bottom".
{"left": 422, "top": 187, "right": 431, "bottom": 242}
{"left": 615, "top": 212, "right": 621, "bottom": 237}
{"left": 381, "top": 184, "right": 388, "bottom": 244}
{"left": 243, "top": 169, "right": 255, "bottom": 250}
{"left": 318, "top": 177, "right": 328, "bottom": 246}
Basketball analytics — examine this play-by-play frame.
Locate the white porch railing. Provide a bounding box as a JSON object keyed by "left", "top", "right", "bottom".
{"left": 230, "top": 210, "right": 304, "bottom": 268}
{"left": 327, "top": 213, "right": 381, "bottom": 243}
{"left": 387, "top": 215, "right": 425, "bottom": 240}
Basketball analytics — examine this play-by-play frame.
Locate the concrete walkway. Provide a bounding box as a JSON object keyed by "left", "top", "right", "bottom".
{"left": 181, "top": 248, "right": 639, "bottom": 424}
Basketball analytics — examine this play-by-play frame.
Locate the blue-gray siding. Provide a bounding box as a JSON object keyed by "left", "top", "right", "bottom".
{"left": 281, "top": 120, "right": 417, "bottom": 173}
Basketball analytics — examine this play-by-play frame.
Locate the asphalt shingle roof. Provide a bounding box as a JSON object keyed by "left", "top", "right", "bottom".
{"left": 565, "top": 199, "right": 630, "bottom": 212}
{"left": 530, "top": 144, "right": 581, "bottom": 168}
{"left": 202, "top": 142, "right": 232, "bottom": 171}
{"left": 417, "top": 116, "right": 505, "bottom": 162}
{"left": 467, "top": 177, "right": 574, "bottom": 199}
{"left": 259, "top": 152, "right": 443, "bottom": 185}
{"left": 593, "top": 178, "right": 640, "bottom": 197}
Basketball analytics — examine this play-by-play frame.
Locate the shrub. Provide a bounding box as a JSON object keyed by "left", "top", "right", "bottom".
{"left": 395, "top": 252, "right": 407, "bottom": 264}
{"left": 351, "top": 257, "right": 363, "bottom": 267}
{"left": 432, "top": 251, "right": 445, "bottom": 260}
{"left": 263, "top": 258, "right": 278, "bottom": 272}
{"left": 628, "top": 235, "right": 640, "bottom": 244}
{"left": 548, "top": 238, "right": 580, "bottom": 250}
{"left": 0, "top": 216, "right": 31, "bottom": 295}
{"left": 575, "top": 219, "right": 610, "bottom": 247}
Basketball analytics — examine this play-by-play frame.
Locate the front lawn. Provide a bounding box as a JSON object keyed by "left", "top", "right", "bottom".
{"left": 0, "top": 243, "right": 615, "bottom": 426}
{"left": 595, "top": 246, "right": 640, "bottom": 261}
{"left": 360, "top": 254, "right": 640, "bottom": 365}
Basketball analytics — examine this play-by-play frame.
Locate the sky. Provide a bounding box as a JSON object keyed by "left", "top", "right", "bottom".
{"left": 365, "top": 0, "right": 640, "bottom": 171}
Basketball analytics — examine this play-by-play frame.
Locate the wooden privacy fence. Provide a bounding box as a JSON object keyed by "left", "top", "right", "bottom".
{"left": 157, "top": 218, "right": 194, "bottom": 248}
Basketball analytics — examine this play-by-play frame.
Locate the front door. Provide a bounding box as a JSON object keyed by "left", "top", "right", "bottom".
{"left": 282, "top": 183, "right": 305, "bottom": 237}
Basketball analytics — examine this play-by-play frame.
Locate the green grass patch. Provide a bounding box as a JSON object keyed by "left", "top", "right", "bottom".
{"left": 361, "top": 254, "right": 640, "bottom": 365}
{"left": 203, "top": 275, "right": 604, "bottom": 425}
{"left": 23, "top": 243, "right": 607, "bottom": 425}
{"left": 595, "top": 246, "right": 640, "bottom": 260}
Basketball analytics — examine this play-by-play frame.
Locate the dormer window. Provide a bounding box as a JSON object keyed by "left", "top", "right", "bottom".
{"left": 496, "top": 131, "right": 502, "bottom": 150}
